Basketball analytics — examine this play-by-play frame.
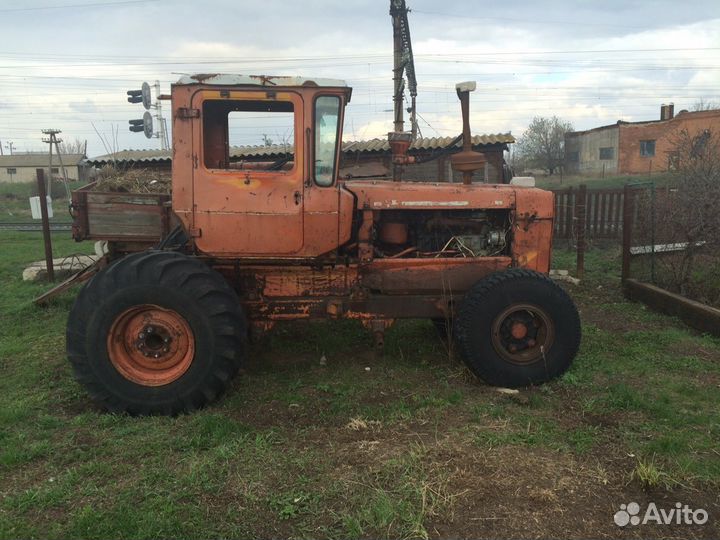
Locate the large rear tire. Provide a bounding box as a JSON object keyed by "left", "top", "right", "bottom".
{"left": 454, "top": 269, "right": 580, "bottom": 387}
{"left": 66, "top": 251, "right": 246, "bottom": 415}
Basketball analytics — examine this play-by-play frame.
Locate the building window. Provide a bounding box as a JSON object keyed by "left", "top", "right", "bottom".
{"left": 599, "top": 147, "right": 614, "bottom": 160}
{"left": 640, "top": 140, "right": 656, "bottom": 157}
{"left": 51, "top": 167, "right": 59, "bottom": 174}
{"left": 692, "top": 130, "right": 710, "bottom": 157}
{"left": 567, "top": 151, "right": 579, "bottom": 163}
{"left": 6, "top": 168, "right": 16, "bottom": 174}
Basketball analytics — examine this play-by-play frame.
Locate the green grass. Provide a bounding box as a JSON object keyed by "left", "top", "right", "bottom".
{"left": 1, "top": 234, "right": 719, "bottom": 539}
{"left": 0, "top": 181, "right": 83, "bottom": 223}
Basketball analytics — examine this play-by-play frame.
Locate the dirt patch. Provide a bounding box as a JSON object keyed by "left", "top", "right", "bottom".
{"left": 429, "top": 445, "right": 720, "bottom": 539}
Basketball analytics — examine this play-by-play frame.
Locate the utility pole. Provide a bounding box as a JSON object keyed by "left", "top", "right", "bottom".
{"left": 4, "top": 141, "right": 15, "bottom": 155}
{"left": 41, "top": 129, "right": 69, "bottom": 194}
{"left": 388, "top": 0, "right": 419, "bottom": 182}
{"left": 391, "top": 1, "right": 404, "bottom": 134}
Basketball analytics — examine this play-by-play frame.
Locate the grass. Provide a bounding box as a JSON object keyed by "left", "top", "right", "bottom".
{"left": 0, "top": 181, "right": 83, "bottom": 223}
{"left": 1, "top": 232, "right": 719, "bottom": 538}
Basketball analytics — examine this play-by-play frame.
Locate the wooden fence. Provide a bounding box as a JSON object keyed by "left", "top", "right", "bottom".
{"left": 551, "top": 187, "right": 625, "bottom": 239}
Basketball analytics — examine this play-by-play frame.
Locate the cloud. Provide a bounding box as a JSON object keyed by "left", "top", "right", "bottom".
{"left": 69, "top": 99, "right": 99, "bottom": 114}
{"left": 0, "top": 2, "right": 717, "bottom": 156}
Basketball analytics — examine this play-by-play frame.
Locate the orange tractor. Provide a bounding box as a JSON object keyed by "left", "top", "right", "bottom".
{"left": 65, "top": 73, "right": 581, "bottom": 415}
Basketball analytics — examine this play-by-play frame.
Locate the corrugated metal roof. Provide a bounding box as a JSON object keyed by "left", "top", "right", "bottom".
{"left": 343, "top": 133, "right": 514, "bottom": 153}
{"left": 88, "top": 149, "right": 170, "bottom": 165}
{"left": 87, "top": 133, "right": 514, "bottom": 166}
{"left": 0, "top": 153, "right": 86, "bottom": 167}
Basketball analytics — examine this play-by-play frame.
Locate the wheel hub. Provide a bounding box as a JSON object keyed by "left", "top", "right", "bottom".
{"left": 107, "top": 304, "right": 195, "bottom": 386}
{"left": 136, "top": 325, "right": 174, "bottom": 359}
{"left": 491, "top": 304, "right": 555, "bottom": 365}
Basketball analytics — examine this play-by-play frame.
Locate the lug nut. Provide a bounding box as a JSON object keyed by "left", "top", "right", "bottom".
{"left": 146, "top": 326, "right": 154, "bottom": 334}
{"left": 163, "top": 337, "right": 171, "bottom": 344}
{"left": 162, "top": 347, "right": 169, "bottom": 353}
{"left": 138, "top": 332, "right": 146, "bottom": 340}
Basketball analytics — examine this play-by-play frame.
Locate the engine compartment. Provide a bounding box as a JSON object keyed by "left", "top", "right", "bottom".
{"left": 373, "top": 209, "right": 512, "bottom": 259}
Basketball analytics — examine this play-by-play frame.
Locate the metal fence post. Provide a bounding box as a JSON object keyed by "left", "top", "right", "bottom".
{"left": 621, "top": 184, "right": 633, "bottom": 283}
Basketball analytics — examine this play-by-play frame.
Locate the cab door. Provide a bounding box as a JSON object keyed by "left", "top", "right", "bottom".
{"left": 190, "top": 89, "right": 305, "bottom": 256}
{"left": 300, "top": 93, "right": 354, "bottom": 257}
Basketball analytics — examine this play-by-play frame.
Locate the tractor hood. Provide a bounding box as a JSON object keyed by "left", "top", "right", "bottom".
{"left": 344, "top": 180, "right": 552, "bottom": 216}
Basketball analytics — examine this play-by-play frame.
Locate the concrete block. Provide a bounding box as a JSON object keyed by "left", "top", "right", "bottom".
{"left": 23, "top": 255, "right": 98, "bottom": 282}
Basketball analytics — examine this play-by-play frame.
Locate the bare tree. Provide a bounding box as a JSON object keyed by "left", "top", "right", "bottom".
{"left": 692, "top": 98, "right": 720, "bottom": 112}
{"left": 91, "top": 123, "right": 120, "bottom": 166}
{"left": 515, "top": 116, "right": 573, "bottom": 175}
{"left": 637, "top": 128, "right": 720, "bottom": 299}
{"left": 58, "top": 137, "right": 87, "bottom": 155}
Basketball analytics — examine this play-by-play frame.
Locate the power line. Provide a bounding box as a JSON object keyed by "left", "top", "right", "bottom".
{"left": 411, "top": 8, "right": 709, "bottom": 30}
{"left": 0, "top": 0, "right": 158, "bottom": 13}
{"left": 0, "top": 47, "right": 717, "bottom": 61}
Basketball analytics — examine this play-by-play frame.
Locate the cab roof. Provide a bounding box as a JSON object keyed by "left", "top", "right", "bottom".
{"left": 175, "top": 74, "right": 348, "bottom": 88}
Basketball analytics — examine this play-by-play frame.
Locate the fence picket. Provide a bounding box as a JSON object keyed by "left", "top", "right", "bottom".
{"left": 550, "top": 187, "right": 627, "bottom": 240}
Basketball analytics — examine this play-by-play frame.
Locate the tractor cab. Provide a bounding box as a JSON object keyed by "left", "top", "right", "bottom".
{"left": 170, "top": 74, "right": 354, "bottom": 258}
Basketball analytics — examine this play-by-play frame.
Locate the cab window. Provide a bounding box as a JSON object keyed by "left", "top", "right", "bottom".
{"left": 202, "top": 99, "right": 295, "bottom": 171}
{"left": 314, "top": 96, "right": 341, "bottom": 186}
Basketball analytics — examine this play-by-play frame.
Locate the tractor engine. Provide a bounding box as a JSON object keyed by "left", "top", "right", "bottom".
{"left": 374, "top": 210, "right": 511, "bottom": 258}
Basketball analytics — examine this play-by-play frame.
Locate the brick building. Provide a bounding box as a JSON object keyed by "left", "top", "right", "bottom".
{"left": 87, "top": 133, "right": 514, "bottom": 184}
{"left": 565, "top": 105, "right": 720, "bottom": 175}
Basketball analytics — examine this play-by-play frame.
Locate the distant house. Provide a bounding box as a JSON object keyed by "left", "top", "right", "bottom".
{"left": 565, "top": 105, "right": 720, "bottom": 175}
{"left": 0, "top": 153, "right": 89, "bottom": 183}
{"left": 87, "top": 133, "right": 515, "bottom": 184}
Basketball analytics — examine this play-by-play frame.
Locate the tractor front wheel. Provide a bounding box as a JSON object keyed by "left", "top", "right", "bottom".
{"left": 66, "top": 251, "right": 246, "bottom": 415}
{"left": 454, "top": 269, "right": 581, "bottom": 387}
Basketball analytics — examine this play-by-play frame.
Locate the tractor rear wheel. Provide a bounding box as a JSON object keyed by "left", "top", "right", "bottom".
{"left": 454, "top": 269, "right": 580, "bottom": 387}
{"left": 66, "top": 251, "right": 246, "bottom": 415}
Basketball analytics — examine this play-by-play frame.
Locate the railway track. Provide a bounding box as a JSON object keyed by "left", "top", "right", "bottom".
{"left": 0, "top": 222, "right": 73, "bottom": 232}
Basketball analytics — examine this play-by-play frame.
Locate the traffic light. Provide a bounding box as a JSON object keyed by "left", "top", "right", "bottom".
{"left": 127, "top": 81, "right": 163, "bottom": 145}
{"left": 128, "top": 118, "right": 144, "bottom": 132}
{"left": 128, "top": 111, "right": 153, "bottom": 139}
{"left": 127, "top": 83, "right": 152, "bottom": 107}
{"left": 127, "top": 89, "right": 143, "bottom": 104}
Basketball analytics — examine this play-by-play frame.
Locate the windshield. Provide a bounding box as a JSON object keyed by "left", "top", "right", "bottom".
{"left": 314, "top": 95, "right": 341, "bottom": 186}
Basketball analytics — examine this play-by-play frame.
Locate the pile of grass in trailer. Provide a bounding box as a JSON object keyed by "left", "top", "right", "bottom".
{"left": 92, "top": 166, "right": 171, "bottom": 194}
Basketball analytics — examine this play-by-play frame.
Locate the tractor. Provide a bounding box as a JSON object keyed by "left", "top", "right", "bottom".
{"left": 64, "top": 73, "right": 581, "bottom": 415}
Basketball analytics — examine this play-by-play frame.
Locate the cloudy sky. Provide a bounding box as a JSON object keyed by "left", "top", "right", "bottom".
{"left": 0, "top": 0, "right": 718, "bottom": 157}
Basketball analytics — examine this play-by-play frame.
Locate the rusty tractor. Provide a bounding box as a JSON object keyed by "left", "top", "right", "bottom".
{"left": 65, "top": 74, "right": 581, "bottom": 414}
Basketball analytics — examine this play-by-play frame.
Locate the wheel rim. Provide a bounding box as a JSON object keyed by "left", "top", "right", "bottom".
{"left": 107, "top": 304, "right": 195, "bottom": 386}
{"left": 491, "top": 303, "right": 555, "bottom": 365}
